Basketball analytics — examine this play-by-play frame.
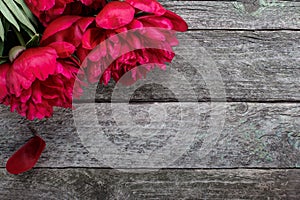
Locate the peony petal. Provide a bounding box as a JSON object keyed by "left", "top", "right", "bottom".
{"left": 56, "top": 60, "right": 77, "bottom": 79}
{"left": 13, "top": 47, "right": 58, "bottom": 82}
{"left": 96, "top": 1, "right": 135, "bottom": 29}
{"left": 48, "top": 42, "right": 76, "bottom": 58}
{"left": 28, "top": 102, "right": 53, "bottom": 120}
{"left": 19, "top": 88, "right": 32, "bottom": 103}
{"left": 58, "top": 0, "right": 74, "bottom": 4}
{"left": 101, "top": 69, "right": 111, "bottom": 85}
{"left": 31, "top": 82, "right": 43, "bottom": 104}
{"left": 25, "top": 0, "right": 55, "bottom": 11}
{"left": 71, "top": 17, "right": 95, "bottom": 47}
{"left": 41, "top": 16, "right": 94, "bottom": 48}
{"left": 7, "top": 47, "right": 58, "bottom": 96}
{"left": 127, "top": 19, "right": 144, "bottom": 29}
{"left": 6, "top": 135, "right": 46, "bottom": 175}
{"left": 7, "top": 69, "right": 33, "bottom": 97}
{"left": 162, "top": 10, "right": 188, "bottom": 32}
{"left": 40, "top": 1, "right": 68, "bottom": 26}
{"left": 85, "top": 0, "right": 106, "bottom": 10}
{"left": 138, "top": 15, "right": 173, "bottom": 30}
{"left": 138, "top": 11, "right": 188, "bottom": 32}
{"left": 82, "top": 28, "right": 105, "bottom": 50}
{"left": 41, "top": 16, "right": 81, "bottom": 43}
{"left": 80, "top": 0, "right": 93, "bottom": 6}
{"left": 0, "top": 63, "right": 10, "bottom": 101}
{"left": 76, "top": 17, "right": 95, "bottom": 33}
{"left": 86, "top": 61, "right": 104, "bottom": 83}
{"left": 76, "top": 45, "right": 91, "bottom": 62}
{"left": 85, "top": 44, "right": 107, "bottom": 62}
{"left": 125, "top": 0, "right": 166, "bottom": 16}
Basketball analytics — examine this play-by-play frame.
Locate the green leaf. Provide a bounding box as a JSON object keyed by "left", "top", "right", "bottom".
{"left": 14, "top": 0, "right": 38, "bottom": 26}
{"left": 0, "top": 56, "right": 9, "bottom": 64}
{"left": 20, "top": 23, "right": 35, "bottom": 38}
{"left": 0, "top": 19, "right": 4, "bottom": 42}
{"left": 2, "top": 0, "right": 36, "bottom": 33}
{"left": 2, "top": 18, "right": 10, "bottom": 38}
{"left": 26, "top": 34, "right": 40, "bottom": 48}
{"left": 0, "top": 0, "right": 20, "bottom": 31}
{"left": 0, "top": 40, "right": 4, "bottom": 56}
{"left": 13, "top": 26, "right": 25, "bottom": 46}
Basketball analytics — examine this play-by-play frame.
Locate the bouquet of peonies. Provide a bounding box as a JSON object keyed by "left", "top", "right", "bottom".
{"left": 0, "top": 0, "right": 187, "bottom": 174}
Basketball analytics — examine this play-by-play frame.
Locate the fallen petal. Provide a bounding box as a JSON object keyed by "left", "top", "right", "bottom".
{"left": 6, "top": 135, "right": 46, "bottom": 175}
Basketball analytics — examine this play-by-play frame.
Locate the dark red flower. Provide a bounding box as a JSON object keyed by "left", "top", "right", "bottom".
{"left": 79, "top": 0, "right": 188, "bottom": 85}
{"left": 24, "top": 0, "right": 106, "bottom": 26}
{"left": 6, "top": 135, "right": 46, "bottom": 175}
{"left": 0, "top": 42, "right": 84, "bottom": 120}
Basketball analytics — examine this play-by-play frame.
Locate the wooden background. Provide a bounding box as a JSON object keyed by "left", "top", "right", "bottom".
{"left": 0, "top": 0, "right": 299, "bottom": 199}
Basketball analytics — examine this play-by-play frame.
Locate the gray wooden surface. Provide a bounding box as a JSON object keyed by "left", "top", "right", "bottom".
{"left": 0, "top": 0, "right": 299, "bottom": 199}
{"left": 161, "top": 0, "right": 300, "bottom": 30}
{"left": 87, "top": 30, "right": 300, "bottom": 102}
{"left": 1, "top": 103, "right": 299, "bottom": 168}
{"left": 0, "top": 169, "right": 299, "bottom": 199}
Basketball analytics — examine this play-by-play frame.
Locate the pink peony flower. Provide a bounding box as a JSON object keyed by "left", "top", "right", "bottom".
{"left": 24, "top": 0, "right": 106, "bottom": 26}
{"left": 79, "top": 0, "right": 188, "bottom": 85}
{"left": 0, "top": 42, "right": 84, "bottom": 120}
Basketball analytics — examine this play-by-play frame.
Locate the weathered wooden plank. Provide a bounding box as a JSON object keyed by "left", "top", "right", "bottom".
{"left": 0, "top": 102, "right": 299, "bottom": 168}
{"left": 79, "top": 31, "right": 300, "bottom": 102}
{"left": 159, "top": 0, "right": 300, "bottom": 30}
{"left": 0, "top": 1, "right": 298, "bottom": 199}
{"left": 0, "top": 169, "right": 299, "bottom": 199}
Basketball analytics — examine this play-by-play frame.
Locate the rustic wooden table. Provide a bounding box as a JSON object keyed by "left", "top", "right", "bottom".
{"left": 0, "top": 0, "right": 299, "bottom": 199}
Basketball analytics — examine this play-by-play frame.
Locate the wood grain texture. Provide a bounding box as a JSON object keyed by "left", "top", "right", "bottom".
{"left": 0, "top": 169, "right": 299, "bottom": 199}
{"left": 160, "top": 0, "right": 300, "bottom": 30}
{"left": 1, "top": 1, "right": 300, "bottom": 199}
{"left": 0, "top": 103, "right": 299, "bottom": 168}
{"left": 79, "top": 31, "right": 300, "bottom": 102}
